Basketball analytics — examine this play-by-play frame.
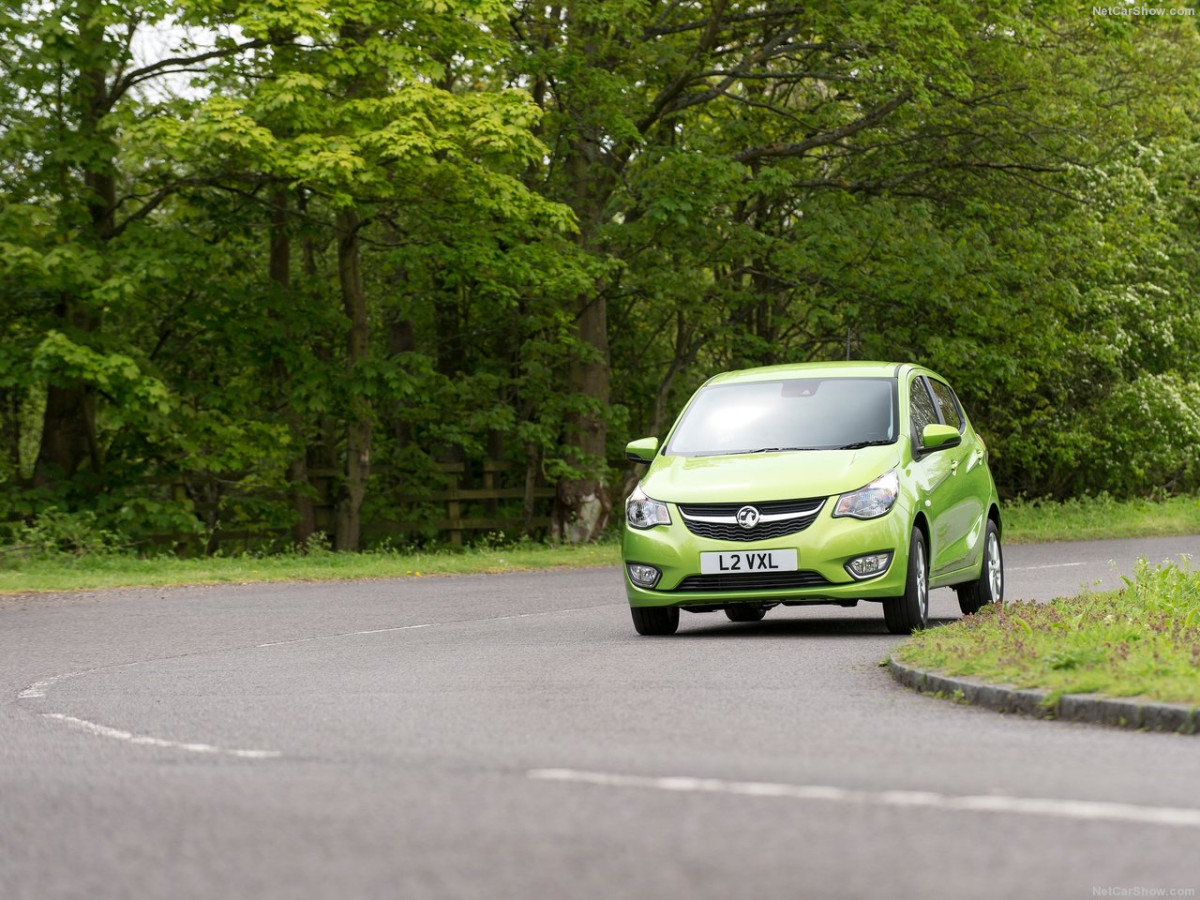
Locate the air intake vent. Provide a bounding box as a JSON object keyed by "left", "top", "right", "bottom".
{"left": 672, "top": 571, "right": 832, "bottom": 592}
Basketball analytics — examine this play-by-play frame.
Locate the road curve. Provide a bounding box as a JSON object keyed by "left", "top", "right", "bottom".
{"left": 2, "top": 535, "right": 1198, "bottom": 900}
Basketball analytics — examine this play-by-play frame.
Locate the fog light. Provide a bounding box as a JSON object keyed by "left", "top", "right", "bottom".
{"left": 845, "top": 552, "right": 893, "bottom": 581}
{"left": 627, "top": 563, "right": 661, "bottom": 588}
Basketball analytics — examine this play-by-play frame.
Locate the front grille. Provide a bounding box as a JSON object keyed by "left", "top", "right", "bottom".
{"left": 672, "top": 571, "right": 832, "bottom": 592}
{"left": 681, "top": 519, "right": 816, "bottom": 541}
{"left": 678, "top": 498, "right": 821, "bottom": 517}
{"left": 677, "top": 498, "right": 825, "bottom": 542}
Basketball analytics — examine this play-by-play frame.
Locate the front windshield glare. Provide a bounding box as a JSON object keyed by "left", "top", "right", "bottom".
{"left": 666, "top": 377, "right": 896, "bottom": 457}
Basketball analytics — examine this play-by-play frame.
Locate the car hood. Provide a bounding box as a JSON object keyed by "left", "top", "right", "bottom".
{"left": 641, "top": 444, "right": 901, "bottom": 504}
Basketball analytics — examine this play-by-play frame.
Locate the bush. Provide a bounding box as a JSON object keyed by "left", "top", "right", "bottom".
{"left": 8, "top": 508, "right": 127, "bottom": 558}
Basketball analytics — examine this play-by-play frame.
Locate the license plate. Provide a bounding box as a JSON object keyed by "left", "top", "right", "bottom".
{"left": 700, "top": 549, "right": 798, "bottom": 575}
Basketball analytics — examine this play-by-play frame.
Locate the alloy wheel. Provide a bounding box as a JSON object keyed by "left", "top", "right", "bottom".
{"left": 986, "top": 531, "right": 1003, "bottom": 601}
{"left": 916, "top": 540, "right": 928, "bottom": 623}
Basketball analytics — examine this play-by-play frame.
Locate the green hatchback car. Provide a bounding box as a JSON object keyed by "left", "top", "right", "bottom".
{"left": 622, "top": 361, "right": 1003, "bottom": 636}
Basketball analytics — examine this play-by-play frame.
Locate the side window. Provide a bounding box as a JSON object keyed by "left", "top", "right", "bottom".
{"left": 910, "top": 378, "right": 939, "bottom": 442}
{"left": 928, "top": 379, "right": 963, "bottom": 432}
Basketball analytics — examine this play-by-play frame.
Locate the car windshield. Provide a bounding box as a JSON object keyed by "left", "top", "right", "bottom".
{"left": 665, "top": 377, "right": 897, "bottom": 457}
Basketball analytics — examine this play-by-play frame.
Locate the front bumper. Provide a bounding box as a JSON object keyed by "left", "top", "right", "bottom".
{"left": 622, "top": 500, "right": 912, "bottom": 608}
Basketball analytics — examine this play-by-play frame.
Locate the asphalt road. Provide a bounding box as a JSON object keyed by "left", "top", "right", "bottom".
{"left": 2, "top": 535, "right": 1199, "bottom": 900}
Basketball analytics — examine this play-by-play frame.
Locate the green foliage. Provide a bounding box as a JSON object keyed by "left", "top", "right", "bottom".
{"left": 33, "top": 332, "right": 171, "bottom": 419}
{"left": 3, "top": 0, "right": 1200, "bottom": 552}
{"left": 5, "top": 507, "right": 126, "bottom": 558}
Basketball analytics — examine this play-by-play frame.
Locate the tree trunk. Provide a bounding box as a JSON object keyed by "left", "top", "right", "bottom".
{"left": 334, "top": 209, "right": 371, "bottom": 551}
{"left": 522, "top": 441, "right": 540, "bottom": 531}
{"left": 2, "top": 389, "right": 21, "bottom": 479}
{"left": 34, "top": 6, "right": 112, "bottom": 487}
{"left": 432, "top": 275, "right": 465, "bottom": 466}
{"left": 268, "top": 187, "right": 316, "bottom": 545}
{"left": 554, "top": 285, "right": 612, "bottom": 542}
{"left": 387, "top": 313, "right": 415, "bottom": 448}
{"left": 34, "top": 382, "right": 98, "bottom": 480}
{"left": 34, "top": 299, "right": 103, "bottom": 484}
{"left": 553, "top": 140, "right": 613, "bottom": 542}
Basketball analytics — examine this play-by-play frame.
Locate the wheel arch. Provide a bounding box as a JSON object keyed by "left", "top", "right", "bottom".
{"left": 911, "top": 510, "right": 931, "bottom": 552}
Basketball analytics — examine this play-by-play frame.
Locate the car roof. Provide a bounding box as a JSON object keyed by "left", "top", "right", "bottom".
{"left": 705, "top": 361, "right": 913, "bottom": 385}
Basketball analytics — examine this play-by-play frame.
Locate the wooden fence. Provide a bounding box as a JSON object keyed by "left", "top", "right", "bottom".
{"left": 185, "top": 460, "right": 556, "bottom": 550}
{"left": 0, "top": 460, "right": 558, "bottom": 553}
{"left": 358, "top": 460, "right": 555, "bottom": 548}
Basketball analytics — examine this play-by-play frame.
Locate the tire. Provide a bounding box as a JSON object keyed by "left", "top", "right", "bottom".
{"left": 883, "top": 529, "right": 929, "bottom": 635}
{"left": 956, "top": 520, "right": 1003, "bottom": 615}
{"left": 725, "top": 606, "right": 766, "bottom": 623}
{"left": 631, "top": 605, "right": 680, "bottom": 636}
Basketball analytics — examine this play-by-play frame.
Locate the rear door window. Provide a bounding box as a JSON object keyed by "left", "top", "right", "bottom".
{"left": 927, "top": 379, "right": 964, "bottom": 432}
{"left": 910, "top": 378, "right": 939, "bottom": 442}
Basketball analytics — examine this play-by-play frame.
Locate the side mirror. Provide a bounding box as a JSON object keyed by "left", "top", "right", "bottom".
{"left": 920, "top": 423, "right": 962, "bottom": 453}
{"left": 625, "top": 437, "right": 660, "bottom": 464}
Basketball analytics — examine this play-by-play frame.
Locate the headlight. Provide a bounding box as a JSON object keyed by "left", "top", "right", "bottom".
{"left": 833, "top": 470, "right": 899, "bottom": 520}
{"left": 626, "top": 486, "right": 672, "bottom": 529}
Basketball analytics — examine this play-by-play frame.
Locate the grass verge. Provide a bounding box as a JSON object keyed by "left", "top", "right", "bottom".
{"left": 0, "top": 493, "right": 1197, "bottom": 596}
{"left": 894, "top": 559, "right": 1200, "bottom": 706}
{"left": 0, "top": 540, "right": 622, "bottom": 595}
{"left": 1002, "top": 492, "right": 1200, "bottom": 544}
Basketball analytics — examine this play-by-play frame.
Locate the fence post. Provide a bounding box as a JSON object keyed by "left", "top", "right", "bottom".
{"left": 446, "top": 466, "right": 463, "bottom": 548}
{"left": 483, "top": 461, "right": 500, "bottom": 521}
{"left": 172, "top": 477, "right": 190, "bottom": 558}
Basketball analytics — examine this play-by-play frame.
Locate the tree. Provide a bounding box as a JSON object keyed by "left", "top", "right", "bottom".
{"left": 3, "top": 1, "right": 1199, "bottom": 554}
{"left": 148, "top": 0, "right": 574, "bottom": 548}
{"left": 0, "top": 1, "right": 273, "bottom": 485}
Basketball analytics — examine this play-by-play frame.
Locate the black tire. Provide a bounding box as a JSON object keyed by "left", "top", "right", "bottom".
{"left": 883, "top": 529, "right": 929, "bottom": 635}
{"left": 956, "top": 519, "right": 1003, "bottom": 615}
{"left": 725, "top": 606, "right": 766, "bottom": 623}
{"left": 631, "top": 605, "right": 680, "bottom": 636}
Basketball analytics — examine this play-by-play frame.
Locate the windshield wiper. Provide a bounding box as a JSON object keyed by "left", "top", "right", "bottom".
{"left": 741, "top": 446, "right": 821, "bottom": 454}
{"left": 834, "top": 439, "right": 894, "bottom": 450}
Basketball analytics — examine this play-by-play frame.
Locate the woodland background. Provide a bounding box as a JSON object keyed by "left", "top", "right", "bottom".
{"left": 3, "top": 0, "right": 1199, "bottom": 551}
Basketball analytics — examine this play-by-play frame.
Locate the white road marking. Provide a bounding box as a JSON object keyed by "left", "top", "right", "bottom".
{"left": 1007, "top": 562, "right": 1085, "bottom": 572}
{"left": 23, "top": 605, "right": 613, "bottom": 757}
{"left": 257, "top": 623, "right": 433, "bottom": 648}
{"left": 44, "top": 714, "right": 281, "bottom": 759}
{"left": 19, "top": 672, "right": 81, "bottom": 699}
{"left": 527, "top": 769, "right": 1200, "bottom": 829}
{"left": 254, "top": 605, "right": 610, "bottom": 649}
{"left": 492, "top": 610, "right": 590, "bottom": 622}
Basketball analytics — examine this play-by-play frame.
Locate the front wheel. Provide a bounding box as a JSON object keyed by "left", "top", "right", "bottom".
{"left": 956, "top": 520, "right": 1003, "bottom": 615}
{"left": 631, "top": 606, "right": 680, "bottom": 636}
{"left": 883, "top": 529, "right": 929, "bottom": 635}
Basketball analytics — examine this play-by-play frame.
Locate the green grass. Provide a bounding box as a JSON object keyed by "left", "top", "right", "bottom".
{"left": 895, "top": 558, "right": 1200, "bottom": 706}
{"left": 1003, "top": 493, "right": 1200, "bottom": 544}
{"left": 0, "top": 539, "right": 622, "bottom": 595}
{"left": 1, "top": 493, "right": 1198, "bottom": 596}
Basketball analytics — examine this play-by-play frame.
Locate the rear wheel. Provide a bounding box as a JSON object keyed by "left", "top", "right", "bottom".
{"left": 725, "top": 606, "right": 766, "bottom": 623}
{"left": 956, "top": 520, "right": 1003, "bottom": 615}
{"left": 631, "top": 606, "right": 680, "bottom": 636}
{"left": 883, "top": 529, "right": 929, "bottom": 635}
